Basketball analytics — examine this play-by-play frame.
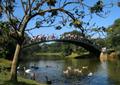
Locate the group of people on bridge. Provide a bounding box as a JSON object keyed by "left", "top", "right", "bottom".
{"left": 60, "top": 33, "right": 84, "bottom": 40}
{"left": 31, "top": 34, "right": 57, "bottom": 42}
{"left": 28, "top": 33, "right": 96, "bottom": 46}
{"left": 30, "top": 33, "right": 85, "bottom": 42}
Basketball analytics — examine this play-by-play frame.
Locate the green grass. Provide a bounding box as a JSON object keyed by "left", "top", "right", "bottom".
{"left": 32, "top": 52, "right": 65, "bottom": 60}
{"left": 65, "top": 52, "right": 90, "bottom": 59}
{"left": 0, "top": 58, "right": 47, "bottom": 85}
{"left": 0, "top": 72, "right": 46, "bottom": 85}
{"left": 35, "top": 52, "right": 90, "bottom": 59}
{"left": 65, "top": 52, "right": 79, "bottom": 58}
{"left": 0, "top": 58, "right": 12, "bottom": 68}
{"left": 35, "top": 52, "right": 62, "bottom": 56}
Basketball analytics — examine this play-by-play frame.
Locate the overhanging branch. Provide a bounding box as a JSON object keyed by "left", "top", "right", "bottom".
{"left": 25, "top": 24, "right": 55, "bottom": 31}
{"left": 20, "top": 8, "right": 77, "bottom": 35}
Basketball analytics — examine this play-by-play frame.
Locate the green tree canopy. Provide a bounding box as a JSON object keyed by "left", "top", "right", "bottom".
{"left": 0, "top": 21, "right": 16, "bottom": 59}
{"left": 106, "top": 18, "right": 120, "bottom": 48}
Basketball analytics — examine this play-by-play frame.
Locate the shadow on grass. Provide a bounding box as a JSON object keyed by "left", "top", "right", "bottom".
{"left": 1, "top": 80, "right": 38, "bottom": 85}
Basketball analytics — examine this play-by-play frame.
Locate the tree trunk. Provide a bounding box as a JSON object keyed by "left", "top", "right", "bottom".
{"left": 10, "top": 43, "right": 21, "bottom": 82}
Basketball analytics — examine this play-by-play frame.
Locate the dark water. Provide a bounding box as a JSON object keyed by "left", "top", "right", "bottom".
{"left": 18, "top": 58, "right": 120, "bottom": 85}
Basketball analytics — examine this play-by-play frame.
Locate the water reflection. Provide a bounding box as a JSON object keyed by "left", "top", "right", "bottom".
{"left": 18, "top": 58, "right": 120, "bottom": 85}
{"left": 91, "top": 61, "right": 110, "bottom": 85}
{"left": 107, "top": 60, "right": 120, "bottom": 85}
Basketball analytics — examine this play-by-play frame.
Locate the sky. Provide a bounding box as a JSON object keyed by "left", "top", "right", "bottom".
{"left": 5, "top": 0, "right": 120, "bottom": 38}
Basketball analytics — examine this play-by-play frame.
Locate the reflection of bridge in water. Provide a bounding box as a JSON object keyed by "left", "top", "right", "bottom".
{"left": 24, "top": 37, "right": 101, "bottom": 56}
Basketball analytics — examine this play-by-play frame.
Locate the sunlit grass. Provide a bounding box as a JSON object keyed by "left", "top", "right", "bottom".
{"left": 0, "top": 58, "right": 12, "bottom": 68}
{"left": 65, "top": 52, "right": 79, "bottom": 58}
{"left": 35, "top": 52, "right": 62, "bottom": 56}
{"left": 33, "top": 52, "right": 65, "bottom": 60}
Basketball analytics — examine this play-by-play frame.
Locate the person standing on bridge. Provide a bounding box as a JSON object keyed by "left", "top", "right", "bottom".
{"left": 52, "top": 33, "right": 55, "bottom": 40}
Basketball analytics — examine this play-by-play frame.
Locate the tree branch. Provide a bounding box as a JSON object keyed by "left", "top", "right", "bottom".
{"left": 19, "top": 8, "right": 77, "bottom": 35}
{"left": 25, "top": 24, "right": 55, "bottom": 31}
{"left": 25, "top": 0, "right": 33, "bottom": 15}
{"left": 20, "top": 0, "right": 27, "bottom": 15}
{"left": 28, "top": 0, "right": 31, "bottom": 14}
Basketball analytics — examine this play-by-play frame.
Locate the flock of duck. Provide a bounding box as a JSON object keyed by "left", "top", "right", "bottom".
{"left": 17, "top": 65, "right": 93, "bottom": 84}
{"left": 63, "top": 66, "right": 93, "bottom": 77}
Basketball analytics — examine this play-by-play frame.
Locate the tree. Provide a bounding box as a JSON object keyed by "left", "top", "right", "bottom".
{"left": 106, "top": 18, "right": 120, "bottom": 49}
{"left": 0, "top": 0, "right": 119, "bottom": 82}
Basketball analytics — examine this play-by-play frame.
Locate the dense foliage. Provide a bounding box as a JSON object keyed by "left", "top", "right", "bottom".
{"left": 106, "top": 18, "right": 120, "bottom": 50}
{"left": 0, "top": 21, "right": 16, "bottom": 59}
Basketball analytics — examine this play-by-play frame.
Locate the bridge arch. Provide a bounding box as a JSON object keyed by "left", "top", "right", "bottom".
{"left": 23, "top": 39, "right": 101, "bottom": 56}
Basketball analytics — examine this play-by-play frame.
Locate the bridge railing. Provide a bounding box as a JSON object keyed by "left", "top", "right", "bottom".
{"left": 25, "top": 34, "right": 101, "bottom": 50}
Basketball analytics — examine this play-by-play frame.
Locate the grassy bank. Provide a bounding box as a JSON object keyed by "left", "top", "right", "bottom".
{"left": 35, "top": 52, "right": 62, "bottom": 56}
{"left": 0, "top": 58, "right": 46, "bottom": 85}
{"left": 65, "top": 52, "right": 79, "bottom": 58}
{"left": 0, "top": 58, "right": 12, "bottom": 69}
{"left": 65, "top": 52, "right": 91, "bottom": 59}
{"left": 34, "top": 52, "right": 91, "bottom": 59}
{"left": 32, "top": 52, "right": 65, "bottom": 60}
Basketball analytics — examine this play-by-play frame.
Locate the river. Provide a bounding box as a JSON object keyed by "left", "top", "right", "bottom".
{"left": 18, "top": 57, "right": 120, "bottom": 85}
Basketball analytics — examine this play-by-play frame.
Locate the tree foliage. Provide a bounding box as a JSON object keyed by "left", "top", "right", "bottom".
{"left": 106, "top": 18, "right": 120, "bottom": 49}
{"left": 0, "top": 21, "right": 16, "bottom": 59}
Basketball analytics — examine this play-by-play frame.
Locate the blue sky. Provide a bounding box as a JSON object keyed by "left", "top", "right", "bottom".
{"left": 10, "top": 0, "right": 120, "bottom": 37}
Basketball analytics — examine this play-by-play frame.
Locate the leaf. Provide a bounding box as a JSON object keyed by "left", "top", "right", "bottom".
{"left": 51, "top": 10, "right": 58, "bottom": 17}
{"left": 87, "top": 22, "right": 89, "bottom": 26}
{"left": 90, "top": 7, "right": 95, "bottom": 13}
{"left": 73, "top": 19, "right": 82, "bottom": 28}
{"left": 92, "top": 28, "right": 98, "bottom": 31}
{"left": 47, "top": 0, "right": 56, "bottom": 6}
{"left": 101, "top": 26, "right": 106, "bottom": 31}
{"left": 75, "top": 9, "right": 78, "bottom": 13}
{"left": 69, "top": 22, "right": 73, "bottom": 26}
{"left": 90, "top": 0, "right": 103, "bottom": 13}
{"left": 55, "top": 26, "right": 62, "bottom": 30}
{"left": 74, "top": 20, "right": 80, "bottom": 25}
{"left": 35, "top": 21, "right": 41, "bottom": 28}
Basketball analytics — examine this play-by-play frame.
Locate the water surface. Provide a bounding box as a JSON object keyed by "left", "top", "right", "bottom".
{"left": 18, "top": 58, "right": 120, "bottom": 85}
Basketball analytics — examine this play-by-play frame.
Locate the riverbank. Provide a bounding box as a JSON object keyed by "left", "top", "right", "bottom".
{"left": 34, "top": 52, "right": 92, "bottom": 59}
{"left": 20, "top": 51, "right": 96, "bottom": 61}
{"left": 0, "top": 58, "right": 46, "bottom": 85}
{"left": 35, "top": 52, "right": 62, "bottom": 56}
{"left": 65, "top": 52, "right": 91, "bottom": 59}
{"left": 32, "top": 52, "right": 65, "bottom": 60}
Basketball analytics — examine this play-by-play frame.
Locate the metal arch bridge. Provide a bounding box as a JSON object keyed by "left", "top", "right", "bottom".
{"left": 23, "top": 39, "right": 101, "bottom": 56}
